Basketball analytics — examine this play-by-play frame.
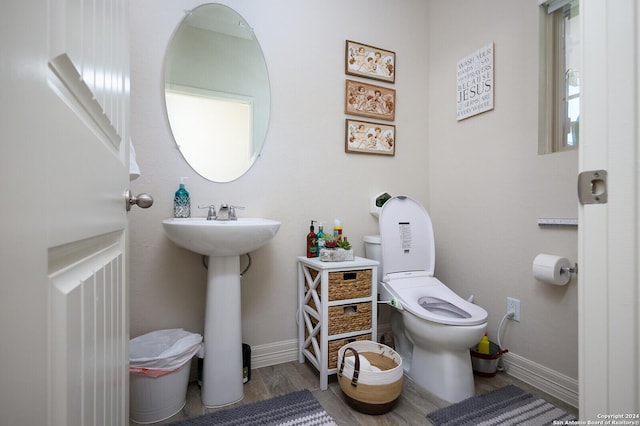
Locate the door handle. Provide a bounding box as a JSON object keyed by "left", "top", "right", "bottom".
{"left": 125, "top": 189, "right": 154, "bottom": 211}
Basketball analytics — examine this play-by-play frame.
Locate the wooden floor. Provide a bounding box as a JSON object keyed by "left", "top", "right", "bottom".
{"left": 135, "top": 360, "right": 579, "bottom": 425}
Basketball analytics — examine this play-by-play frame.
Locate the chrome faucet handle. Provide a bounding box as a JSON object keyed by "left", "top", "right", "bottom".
{"left": 197, "top": 204, "right": 217, "bottom": 220}
{"left": 229, "top": 205, "right": 245, "bottom": 220}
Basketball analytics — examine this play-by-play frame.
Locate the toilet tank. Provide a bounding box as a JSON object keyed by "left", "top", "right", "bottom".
{"left": 364, "top": 235, "right": 391, "bottom": 299}
{"left": 363, "top": 235, "right": 382, "bottom": 273}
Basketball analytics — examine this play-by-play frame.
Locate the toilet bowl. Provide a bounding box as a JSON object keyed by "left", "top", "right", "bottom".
{"left": 364, "top": 196, "right": 488, "bottom": 403}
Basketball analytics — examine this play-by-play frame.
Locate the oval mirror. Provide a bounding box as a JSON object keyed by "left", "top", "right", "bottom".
{"left": 164, "top": 4, "right": 271, "bottom": 182}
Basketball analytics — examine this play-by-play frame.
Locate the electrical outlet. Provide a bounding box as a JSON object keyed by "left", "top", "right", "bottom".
{"left": 507, "top": 297, "right": 521, "bottom": 322}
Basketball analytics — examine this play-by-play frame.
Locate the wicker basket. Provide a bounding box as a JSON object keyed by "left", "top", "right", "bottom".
{"left": 308, "top": 269, "right": 372, "bottom": 301}
{"left": 337, "top": 341, "right": 403, "bottom": 415}
{"left": 328, "top": 302, "right": 372, "bottom": 335}
{"left": 303, "top": 330, "right": 372, "bottom": 370}
{"left": 306, "top": 302, "right": 372, "bottom": 335}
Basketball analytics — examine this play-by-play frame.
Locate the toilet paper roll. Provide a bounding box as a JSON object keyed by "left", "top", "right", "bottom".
{"left": 532, "top": 254, "right": 572, "bottom": 285}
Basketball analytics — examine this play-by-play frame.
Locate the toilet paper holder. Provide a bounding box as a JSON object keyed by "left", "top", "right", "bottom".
{"left": 533, "top": 254, "right": 578, "bottom": 285}
{"left": 561, "top": 263, "right": 578, "bottom": 275}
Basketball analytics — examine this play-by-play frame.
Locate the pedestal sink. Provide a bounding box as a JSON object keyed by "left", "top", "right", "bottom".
{"left": 162, "top": 217, "right": 280, "bottom": 407}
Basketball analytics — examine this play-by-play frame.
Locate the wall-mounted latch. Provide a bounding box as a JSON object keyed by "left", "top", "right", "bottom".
{"left": 578, "top": 170, "right": 608, "bottom": 205}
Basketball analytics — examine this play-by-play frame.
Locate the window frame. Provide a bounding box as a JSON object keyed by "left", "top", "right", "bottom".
{"left": 539, "top": 0, "right": 580, "bottom": 154}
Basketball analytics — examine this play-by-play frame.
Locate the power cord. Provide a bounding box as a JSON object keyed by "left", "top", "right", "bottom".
{"left": 495, "top": 309, "right": 515, "bottom": 371}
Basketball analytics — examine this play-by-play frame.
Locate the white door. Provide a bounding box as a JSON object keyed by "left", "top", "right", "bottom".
{"left": 0, "top": 0, "right": 133, "bottom": 424}
{"left": 579, "top": 0, "right": 639, "bottom": 417}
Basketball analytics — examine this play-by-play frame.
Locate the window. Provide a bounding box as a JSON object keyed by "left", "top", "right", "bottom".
{"left": 165, "top": 84, "right": 254, "bottom": 182}
{"left": 540, "top": 0, "right": 580, "bottom": 153}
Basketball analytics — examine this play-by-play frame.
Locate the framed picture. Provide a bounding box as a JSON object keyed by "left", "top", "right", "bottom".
{"left": 345, "top": 40, "right": 395, "bottom": 83}
{"left": 345, "top": 79, "right": 396, "bottom": 121}
{"left": 456, "top": 42, "right": 494, "bottom": 120}
{"left": 345, "top": 119, "right": 395, "bottom": 156}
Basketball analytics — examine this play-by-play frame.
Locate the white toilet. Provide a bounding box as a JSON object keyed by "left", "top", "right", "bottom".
{"left": 364, "top": 195, "right": 488, "bottom": 403}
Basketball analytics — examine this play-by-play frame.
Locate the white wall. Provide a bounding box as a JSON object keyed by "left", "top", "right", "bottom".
{"left": 128, "top": 0, "right": 431, "bottom": 346}
{"left": 129, "top": 0, "right": 578, "bottom": 385}
{"left": 427, "top": 1, "right": 579, "bottom": 380}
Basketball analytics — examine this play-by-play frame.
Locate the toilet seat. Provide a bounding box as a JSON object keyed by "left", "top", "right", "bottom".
{"left": 379, "top": 196, "right": 435, "bottom": 276}
{"left": 383, "top": 274, "right": 487, "bottom": 326}
{"left": 378, "top": 196, "right": 487, "bottom": 326}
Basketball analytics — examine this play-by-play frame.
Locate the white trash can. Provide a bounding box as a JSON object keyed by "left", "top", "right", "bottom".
{"left": 129, "top": 329, "right": 202, "bottom": 424}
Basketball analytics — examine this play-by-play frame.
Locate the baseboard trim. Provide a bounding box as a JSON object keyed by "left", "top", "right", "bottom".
{"left": 502, "top": 351, "right": 578, "bottom": 408}
{"left": 250, "top": 326, "right": 391, "bottom": 369}
{"left": 249, "top": 337, "right": 578, "bottom": 409}
{"left": 250, "top": 339, "right": 299, "bottom": 369}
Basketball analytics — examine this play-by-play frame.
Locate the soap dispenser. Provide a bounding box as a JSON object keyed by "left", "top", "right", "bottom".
{"left": 174, "top": 177, "right": 191, "bottom": 218}
{"left": 306, "top": 221, "right": 318, "bottom": 258}
{"left": 316, "top": 223, "right": 326, "bottom": 250}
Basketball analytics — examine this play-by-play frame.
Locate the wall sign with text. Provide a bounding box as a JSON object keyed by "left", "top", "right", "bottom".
{"left": 456, "top": 43, "right": 494, "bottom": 121}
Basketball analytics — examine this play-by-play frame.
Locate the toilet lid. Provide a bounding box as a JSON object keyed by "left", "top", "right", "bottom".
{"left": 383, "top": 275, "right": 488, "bottom": 326}
{"left": 379, "top": 196, "right": 435, "bottom": 276}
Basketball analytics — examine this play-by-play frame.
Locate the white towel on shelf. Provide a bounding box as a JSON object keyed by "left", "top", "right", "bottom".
{"left": 129, "top": 137, "right": 141, "bottom": 180}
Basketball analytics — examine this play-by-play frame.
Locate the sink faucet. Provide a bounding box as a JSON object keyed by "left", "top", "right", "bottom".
{"left": 217, "top": 204, "right": 231, "bottom": 220}
{"left": 199, "top": 203, "right": 244, "bottom": 220}
{"left": 217, "top": 204, "right": 245, "bottom": 221}
{"left": 198, "top": 204, "right": 217, "bottom": 220}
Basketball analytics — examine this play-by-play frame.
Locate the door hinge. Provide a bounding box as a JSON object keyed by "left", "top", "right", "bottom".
{"left": 578, "top": 170, "right": 608, "bottom": 205}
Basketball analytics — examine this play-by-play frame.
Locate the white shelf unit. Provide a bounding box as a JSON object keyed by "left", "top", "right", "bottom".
{"left": 297, "top": 256, "right": 378, "bottom": 390}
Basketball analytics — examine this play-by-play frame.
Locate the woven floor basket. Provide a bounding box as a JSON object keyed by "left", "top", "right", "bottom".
{"left": 337, "top": 340, "right": 403, "bottom": 415}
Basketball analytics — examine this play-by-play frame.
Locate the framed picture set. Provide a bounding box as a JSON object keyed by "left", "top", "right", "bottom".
{"left": 345, "top": 118, "right": 395, "bottom": 156}
{"left": 345, "top": 79, "right": 396, "bottom": 121}
{"left": 345, "top": 40, "right": 395, "bottom": 83}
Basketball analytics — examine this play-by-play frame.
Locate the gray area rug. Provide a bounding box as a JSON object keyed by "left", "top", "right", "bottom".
{"left": 168, "top": 389, "right": 336, "bottom": 426}
{"left": 426, "top": 384, "right": 577, "bottom": 426}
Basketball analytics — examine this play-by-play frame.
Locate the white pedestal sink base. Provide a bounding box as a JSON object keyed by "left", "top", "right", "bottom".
{"left": 201, "top": 256, "right": 244, "bottom": 407}
{"left": 161, "top": 217, "right": 281, "bottom": 407}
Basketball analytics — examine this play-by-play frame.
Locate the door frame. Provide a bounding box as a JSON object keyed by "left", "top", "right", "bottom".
{"left": 579, "top": 0, "right": 639, "bottom": 416}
